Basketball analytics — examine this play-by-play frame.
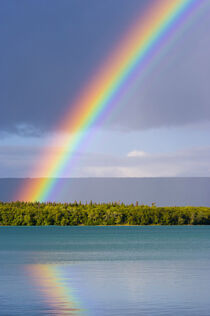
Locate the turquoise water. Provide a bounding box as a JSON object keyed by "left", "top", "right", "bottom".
{"left": 0, "top": 226, "right": 210, "bottom": 315}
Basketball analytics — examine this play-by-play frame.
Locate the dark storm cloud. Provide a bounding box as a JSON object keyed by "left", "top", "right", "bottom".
{"left": 0, "top": 0, "right": 147, "bottom": 134}
{"left": 0, "top": 0, "right": 209, "bottom": 135}
{"left": 108, "top": 5, "right": 210, "bottom": 131}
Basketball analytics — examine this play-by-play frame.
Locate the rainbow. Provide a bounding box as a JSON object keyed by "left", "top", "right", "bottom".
{"left": 28, "top": 264, "right": 84, "bottom": 315}
{"left": 17, "top": 0, "right": 199, "bottom": 202}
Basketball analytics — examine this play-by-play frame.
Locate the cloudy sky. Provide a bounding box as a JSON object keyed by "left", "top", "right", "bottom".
{"left": 1, "top": 0, "right": 210, "bottom": 177}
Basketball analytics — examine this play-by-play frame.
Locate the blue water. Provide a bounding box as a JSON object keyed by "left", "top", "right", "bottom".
{"left": 1, "top": 226, "right": 210, "bottom": 315}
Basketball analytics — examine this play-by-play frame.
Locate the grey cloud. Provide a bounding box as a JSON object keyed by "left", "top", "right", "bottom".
{"left": 0, "top": 144, "right": 210, "bottom": 177}
{"left": 0, "top": 145, "right": 39, "bottom": 177}
{"left": 0, "top": 1, "right": 209, "bottom": 135}
{"left": 0, "top": 0, "right": 147, "bottom": 134}
{"left": 75, "top": 147, "right": 210, "bottom": 177}
{"left": 106, "top": 4, "right": 210, "bottom": 131}
{"left": 45, "top": 145, "right": 210, "bottom": 177}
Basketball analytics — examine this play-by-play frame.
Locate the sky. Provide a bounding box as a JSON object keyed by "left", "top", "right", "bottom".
{"left": 0, "top": 0, "right": 210, "bottom": 178}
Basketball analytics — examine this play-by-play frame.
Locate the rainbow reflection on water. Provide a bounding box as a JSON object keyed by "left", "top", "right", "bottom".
{"left": 28, "top": 264, "right": 86, "bottom": 316}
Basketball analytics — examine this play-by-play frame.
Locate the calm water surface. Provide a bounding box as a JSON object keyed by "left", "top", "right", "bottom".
{"left": 0, "top": 226, "right": 210, "bottom": 315}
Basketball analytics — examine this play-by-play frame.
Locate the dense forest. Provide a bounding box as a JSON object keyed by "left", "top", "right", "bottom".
{"left": 0, "top": 201, "right": 210, "bottom": 226}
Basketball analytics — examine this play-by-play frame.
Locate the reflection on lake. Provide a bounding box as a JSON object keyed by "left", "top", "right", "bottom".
{"left": 28, "top": 265, "right": 82, "bottom": 315}
{"left": 1, "top": 226, "right": 210, "bottom": 315}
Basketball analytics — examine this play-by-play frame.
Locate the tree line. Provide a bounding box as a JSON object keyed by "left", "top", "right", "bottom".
{"left": 0, "top": 201, "right": 210, "bottom": 226}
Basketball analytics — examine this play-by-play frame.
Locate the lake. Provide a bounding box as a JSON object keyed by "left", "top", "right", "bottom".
{"left": 1, "top": 226, "right": 210, "bottom": 315}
